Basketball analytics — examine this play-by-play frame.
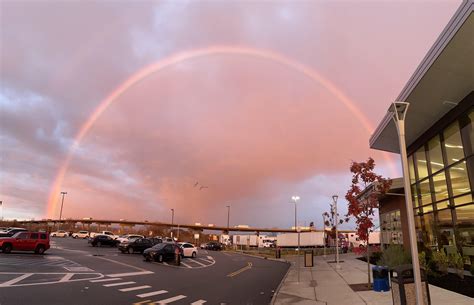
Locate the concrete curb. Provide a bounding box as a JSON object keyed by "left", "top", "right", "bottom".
{"left": 270, "top": 261, "right": 292, "bottom": 305}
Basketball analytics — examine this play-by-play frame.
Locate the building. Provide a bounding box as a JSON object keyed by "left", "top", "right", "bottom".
{"left": 370, "top": 0, "right": 473, "bottom": 260}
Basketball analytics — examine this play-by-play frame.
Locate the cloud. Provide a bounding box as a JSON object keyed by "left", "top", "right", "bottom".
{"left": 0, "top": 0, "right": 459, "bottom": 227}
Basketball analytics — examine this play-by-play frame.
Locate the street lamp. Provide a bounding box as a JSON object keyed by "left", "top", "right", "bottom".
{"left": 59, "top": 192, "right": 67, "bottom": 229}
{"left": 170, "top": 208, "right": 175, "bottom": 238}
{"left": 226, "top": 205, "right": 230, "bottom": 231}
{"left": 332, "top": 195, "right": 340, "bottom": 270}
{"left": 390, "top": 101, "right": 423, "bottom": 305}
{"left": 0, "top": 201, "right": 3, "bottom": 221}
{"left": 322, "top": 213, "right": 326, "bottom": 257}
{"left": 291, "top": 195, "right": 301, "bottom": 283}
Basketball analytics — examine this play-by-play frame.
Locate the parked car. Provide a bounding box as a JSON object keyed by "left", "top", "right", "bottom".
{"left": 50, "top": 230, "right": 68, "bottom": 238}
{"left": 72, "top": 231, "right": 89, "bottom": 239}
{"left": 89, "top": 235, "right": 120, "bottom": 247}
{"left": 0, "top": 231, "right": 50, "bottom": 254}
{"left": 178, "top": 242, "right": 198, "bottom": 258}
{"left": 119, "top": 237, "right": 160, "bottom": 254}
{"left": 200, "top": 243, "right": 208, "bottom": 249}
{"left": 143, "top": 243, "right": 182, "bottom": 262}
{"left": 89, "top": 231, "right": 117, "bottom": 239}
{"left": 206, "top": 241, "right": 223, "bottom": 251}
{"left": 0, "top": 227, "right": 27, "bottom": 237}
{"left": 116, "top": 234, "right": 145, "bottom": 243}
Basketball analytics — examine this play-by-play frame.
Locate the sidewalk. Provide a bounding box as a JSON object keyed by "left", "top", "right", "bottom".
{"left": 273, "top": 253, "right": 472, "bottom": 305}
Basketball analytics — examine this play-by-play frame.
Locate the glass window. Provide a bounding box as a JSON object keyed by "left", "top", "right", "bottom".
{"left": 422, "top": 204, "right": 433, "bottom": 214}
{"left": 30, "top": 233, "right": 39, "bottom": 239}
{"left": 432, "top": 171, "right": 449, "bottom": 201}
{"left": 40, "top": 234, "right": 47, "bottom": 239}
{"left": 411, "top": 185, "right": 419, "bottom": 207}
{"left": 409, "top": 155, "right": 416, "bottom": 184}
{"left": 455, "top": 204, "right": 474, "bottom": 254}
{"left": 428, "top": 135, "right": 444, "bottom": 173}
{"left": 454, "top": 193, "right": 473, "bottom": 206}
{"left": 17, "top": 233, "right": 28, "bottom": 239}
{"left": 436, "top": 200, "right": 450, "bottom": 210}
{"left": 419, "top": 180, "right": 432, "bottom": 205}
{"left": 461, "top": 109, "right": 473, "bottom": 157}
{"left": 420, "top": 213, "right": 436, "bottom": 249}
{"left": 437, "top": 209, "right": 455, "bottom": 250}
{"left": 415, "top": 147, "right": 429, "bottom": 179}
{"left": 444, "top": 121, "right": 465, "bottom": 165}
{"left": 449, "top": 161, "right": 471, "bottom": 196}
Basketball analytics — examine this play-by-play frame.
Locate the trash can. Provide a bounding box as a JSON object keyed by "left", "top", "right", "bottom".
{"left": 304, "top": 251, "right": 313, "bottom": 267}
{"left": 391, "top": 264, "right": 431, "bottom": 305}
{"left": 372, "top": 266, "right": 389, "bottom": 292}
{"left": 275, "top": 248, "right": 281, "bottom": 259}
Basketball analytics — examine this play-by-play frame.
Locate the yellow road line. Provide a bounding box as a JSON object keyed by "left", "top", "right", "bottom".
{"left": 227, "top": 262, "right": 252, "bottom": 277}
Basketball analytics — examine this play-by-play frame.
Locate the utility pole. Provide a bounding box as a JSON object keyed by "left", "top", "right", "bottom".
{"left": 170, "top": 208, "right": 174, "bottom": 239}
{"left": 226, "top": 205, "right": 230, "bottom": 231}
{"left": 59, "top": 192, "right": 67, "bottom": 230}
{"left": 332, "top": 195, "right": 340, "bottom": 270}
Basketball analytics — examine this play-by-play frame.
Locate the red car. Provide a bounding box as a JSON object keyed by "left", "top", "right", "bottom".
{"left": 0, "top": 231, "right": 50, "bottom": 254}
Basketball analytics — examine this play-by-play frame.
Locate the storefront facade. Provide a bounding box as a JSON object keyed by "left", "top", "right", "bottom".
{"left": 370, "top": 1, "right": 473, "bottom": 261}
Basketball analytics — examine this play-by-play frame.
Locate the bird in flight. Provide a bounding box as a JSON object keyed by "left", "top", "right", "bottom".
{"left": 194, "top": 182, "right": 199, "bottom": 187}
{"left": 199, "top": 186, "right": 208, "bottom": 190}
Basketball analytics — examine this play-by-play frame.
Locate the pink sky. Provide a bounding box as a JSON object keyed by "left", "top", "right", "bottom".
{"left": 0, "top": 0, "right": 461, "bottom": 229}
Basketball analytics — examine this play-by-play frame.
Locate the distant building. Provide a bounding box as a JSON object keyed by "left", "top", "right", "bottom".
{"left": 370, "top": 1, "right": 473, "bottom": 260}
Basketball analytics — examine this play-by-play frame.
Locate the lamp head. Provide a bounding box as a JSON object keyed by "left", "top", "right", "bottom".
{"left": 332, "top": 195, "right": 338, "bottom": 202}
{"left": 291, "top": 196, "right": 300, "bottom": 202}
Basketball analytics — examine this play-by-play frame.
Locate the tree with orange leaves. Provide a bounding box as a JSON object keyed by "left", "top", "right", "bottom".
{"left": 346, "top": 157, "right": 391, "bottom": 288}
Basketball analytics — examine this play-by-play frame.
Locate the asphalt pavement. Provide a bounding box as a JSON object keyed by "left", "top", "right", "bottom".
{"left": 0, "top": 238, "right": 289, "bottom": 305}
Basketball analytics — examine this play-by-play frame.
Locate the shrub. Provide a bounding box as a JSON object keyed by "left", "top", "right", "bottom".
{"left": 470, "top": 264, "right": 474, "bottom": 276}
{"left": 419, "top": 251, "right": 429, "bottom": 272}
{"left": 432, "top": 250, "right": 449, "bottom": 275}
{"left": 448, "top": 253, "right": 464, "bottom": 279}
{"left": 377, "top": 245, "right": 411, "bottom": 269}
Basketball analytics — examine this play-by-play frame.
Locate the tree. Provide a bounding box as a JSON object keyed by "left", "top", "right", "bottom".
{"left": 323, "top": 203, "right": 347, "bottom": 261}
{"left": 345, "top": 157, "right": 391, "bottom": 288}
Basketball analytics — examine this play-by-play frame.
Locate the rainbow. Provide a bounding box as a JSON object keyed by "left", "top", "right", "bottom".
{"left": 47, "top": 45, "right": 391, "bottom": 217}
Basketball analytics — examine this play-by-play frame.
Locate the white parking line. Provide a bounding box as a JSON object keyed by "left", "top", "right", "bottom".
{"left": 180, "top": 261, "right": 192, "bottom": 268}
{"left": 0, "top": 273, "right": 33, "bottom": 287}
{"left": 106, "top": 271, "right": 154, "bottom": 278}
{"left": 191, "top": 300, "right": 207, "bottom": 305}
{"left": 198, "top": 258, "right": 213, "bottom": 264}
{"left": 103, "top": 281, "right": 136, "bottom": 287}
{"left": 206, "top": 256, "right": 213, "bottom": 260}
{"left": 136, "top": 290, "right": 168, "bottom": 298}
{"left": 119, "top": 285, "right": 151, "bottom": 292}
{"left": 90, "top": 278, "right": 122, "bottom": 283}
{"left": 188, "top": 259, "right": 206, "bottom": 267}
{"left": 151, "top": 295, "right": 186, "bottom": 304}
{"left": 59, "top": 273, "right": 74, "bottom": 282}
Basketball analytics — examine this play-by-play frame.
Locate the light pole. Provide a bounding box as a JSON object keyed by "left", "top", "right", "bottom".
{"left": 226, "top": 205, "right": 230, "bottom": 231}
{"left": 0, "top": 201, "right": 3, "bottom": 221}
{"left": 59, "top": 192, "right": 67, "bottom": 230}
{"left": 291, "top": 195, "right": 300, "bottom": 282}
{"left": 170, "top": 208, "right": 174, "bottom": 239}
{"left": 390, "top": 102, "right": 423, "bottom": 305}
{"left": 332, "top": 194, "right": 340, "bottom": 270}
{"left": 322, "top": 213, "right": 326, "bottom": 258}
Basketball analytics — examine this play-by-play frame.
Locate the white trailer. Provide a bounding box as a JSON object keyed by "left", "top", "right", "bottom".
{"left": 347, "top": 231, "right": 381, "bottom": 248}
{"left": 232, "top": 234, "right": 269, "bottom": 247}
{"left": 276, "top": 232, "right": 325, "bottom": 247}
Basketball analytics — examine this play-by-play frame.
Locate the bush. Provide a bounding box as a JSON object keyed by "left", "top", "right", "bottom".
{"left": 449, "top": 253, "right": 465, "bottom": 279}
{"left": 432, "top": 250, "right": 449, "bottom": 275}
{"left": 470, "top": 264, "right": 474, "bottom": 276}
{"left": 377, "top": 245, "right": 411, "bottom": 269}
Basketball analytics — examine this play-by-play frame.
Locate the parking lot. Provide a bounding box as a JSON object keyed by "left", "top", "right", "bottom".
{"left": 0, "top": 237, "right": 289, "bottom": 305}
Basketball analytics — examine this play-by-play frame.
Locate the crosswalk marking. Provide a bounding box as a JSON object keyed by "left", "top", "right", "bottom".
{"left": 150, "top": 295, "right": 186, "bottom": 304}
{"left": 59, "top": 273, "right": 74, "bottom": 282}
{"left": 90, "top": 278, "right": 122, "bottom": 283}
{"left": 0, "top": 273, "right": 33, "bottom": 287}
{"left": 133, "top": 300, "right": 151, "bottom": 305}
{"left": 136, "top": 290, "right": 168, "bottom": 298}
{"left": 180, "top": 261, "right": 192, "bottom": 268}
{"left": 103, "top": 281, "right": 136, "bottom": 287}
{"left": 190, "top": 300, "right": 207, "bottom": 305}
{"left": 106, "top": 271, "right": 154, "bottom": 278}
{"left": 188, "top": 259, "right": 206, "bottom": 267}
{"left": 119, "top": 285, "right": 151, "bottom": 292}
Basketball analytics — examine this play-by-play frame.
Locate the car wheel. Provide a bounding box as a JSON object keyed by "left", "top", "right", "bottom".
{"left": 144, "top": 254, "right": 151, "bottom": 262}
{"left": 97, "top": 242, "right": 102, "bottom": 247}
{"left": 192, "top": 252, "right": 197, "bottom": 258}
{"left": 127, "top": 247, "right": 133, "bottom": 254}
{"left": 35, "top": 245, "right": 45, "bottom": 255}
{"left": 2, "top": 244, "right": 12, "bottom": 254}
{"left": 157, "top": 254, "right": 164, "bottom": 263}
